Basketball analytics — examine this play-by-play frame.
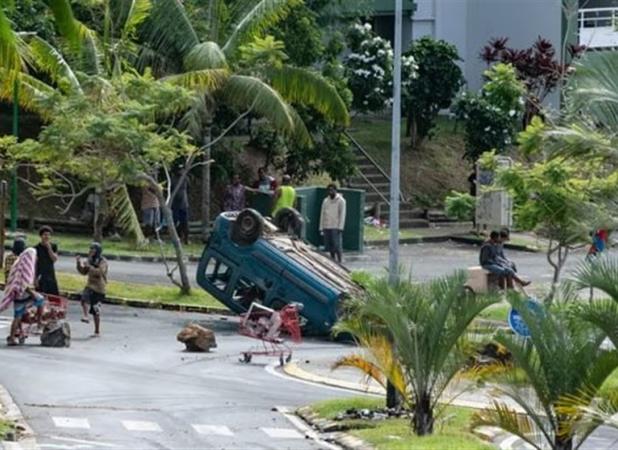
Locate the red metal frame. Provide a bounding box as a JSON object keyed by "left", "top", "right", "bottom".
{"left": 238, "top": 303, "right": 302, "bottom": 364}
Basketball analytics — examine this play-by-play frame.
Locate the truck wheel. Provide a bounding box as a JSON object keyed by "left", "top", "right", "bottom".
{"left": 273, "top": 207, "right": 304, "bottom": 238}
{"left": 231, "top": 209, "right": 264, "bottom": 246}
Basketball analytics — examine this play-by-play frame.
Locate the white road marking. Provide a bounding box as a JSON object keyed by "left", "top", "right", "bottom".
{"left": 52, "top": 417, "right": 91, "bottom": 429}
{"left": 500, "top": 435, "right": 521, "bottom": 450}
{"left": 275, "top": 406, "right": 339, "bottom": 450}
{"left": 192, "top": 424, "right": 234, "bottom": 436}
{"left": 49, "top": 435, "right": 119, "bottom": 448}
{"left": 261, "top": 427, "right": 304, "bottom": 439}
{"left": 121, "top": 420, "right": 162, "bottom": 432}
{"left": 2, "top": 442, "right": 23, "bottom": 450}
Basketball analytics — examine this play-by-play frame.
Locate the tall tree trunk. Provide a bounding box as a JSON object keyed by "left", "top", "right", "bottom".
{"left": 201, "top": 125, "right": 212, "bottom": 242}
{"left": 160, "top": 200, "right": 191, "bottom": 295}
{"left": 93, "top": 188, "right": 103, "bottom": 242}
{"left": 412, "top": 392, "right": 434, "bottom": 436}
{"left": 554, "top": 435, "right": 573, "bottom": 450}
{"left": 144, "top": 176, "right": 191, "bottom": 295}
{"left": 386, "top": 381, "right": 401, "bottom": 409}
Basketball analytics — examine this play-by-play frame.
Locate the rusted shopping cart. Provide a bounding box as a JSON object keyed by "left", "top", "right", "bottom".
{"left": 238, "top": 302, "right": 302, "bottom": 365}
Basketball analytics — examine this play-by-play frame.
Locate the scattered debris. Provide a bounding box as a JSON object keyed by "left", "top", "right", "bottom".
{"left": 334, "top": 407, "right": 412, "bottom": 422}
{"left": 177, "top": 324, "right": 217, "bottom": 352}
{"left": 40, "top": 321, "right": 71, "bottom": 348}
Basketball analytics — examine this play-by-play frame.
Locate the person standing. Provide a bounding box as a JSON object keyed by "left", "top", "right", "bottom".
{"left": 272, "top": 175, "right": 296, "bottom": 217}
{"left": 253, "top": 167, "right": 277, "bottom": 194}
{"left": 141, "top": 184, "right": 160, "bottom": 238}
{"left": 223, "top": 174, "right": 247, "bottom": 212}
{"left": 319, "top": 184, "right": 347, "bottom": 263}
{"left": 77, "top": 242, "right": 108, "bottom": 336}
{"left": 35, "top": 226, "right": 59, "bottom": 295}
{"left": 4, "top": 238, "right": 26, "bottom": 283}
{"left": 171, "top": 168, "right": 190, "bottom": 245}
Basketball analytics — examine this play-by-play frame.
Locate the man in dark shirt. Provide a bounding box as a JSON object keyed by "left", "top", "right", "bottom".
{"left": 35, "top": 225, "right": 59, "bottom": 295}
{"left": 480, "top": 230, "right": 529, "bottom": 289}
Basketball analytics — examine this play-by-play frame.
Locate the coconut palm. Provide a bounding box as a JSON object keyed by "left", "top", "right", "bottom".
{"left": 472, "top": 296, "right": 618, "bottom": 450}
{"left": 139, "top": 0, "right": 349, "bottom": 235}
{"left": 336, "top": 272, "right": 497, "bottom": 436}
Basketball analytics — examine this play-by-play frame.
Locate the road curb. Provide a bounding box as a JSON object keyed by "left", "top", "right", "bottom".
{"left": 0, "top": 385, "right": 37, "bottom": 450}
{"left": 284, "top": 362, "right": 383, "bottom": 395}
{"left": 0, "top": 283, "right": 234, "bottom": 317}
{"left": 450, "top": 236, "right": 540, "bottom": 253}
{"left": 295, "top": 406, "right": 373, "bottom": 450}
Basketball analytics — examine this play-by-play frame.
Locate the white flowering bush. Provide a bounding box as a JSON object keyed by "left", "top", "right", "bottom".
{"left": 344, "top": 23, "right": 394, "bottom": 113}
{"left": 453, "top": 63, "right": 525, "bottom": 161}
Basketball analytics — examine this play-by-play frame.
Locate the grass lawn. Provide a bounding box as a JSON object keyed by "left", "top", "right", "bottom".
{"left": 55, "top": 272, "right": 224, "bottom": 309}
{"left": 349, "top": 116, "right": 469, "bottom": 208}
{"left": 12, "top": 231, "right": 205, "bottom": 259}
{"left": 364, "top": 226, "right": 421, "bottom": 242}
{"left": 309, "top": 397, "right": 493, "bottom": 450}
{"left": 478, "top": 303, "right": 510, "bottom": 323}
{"left": 0, "top": 418, "right": 13, "bottom": 440}
{"left": 600, "top": 368, "right": 618, "bottom": 400}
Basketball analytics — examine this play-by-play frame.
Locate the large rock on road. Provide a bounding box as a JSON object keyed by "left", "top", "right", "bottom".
{"left": 177, "top": 324, "right": 217, "bottom": 352}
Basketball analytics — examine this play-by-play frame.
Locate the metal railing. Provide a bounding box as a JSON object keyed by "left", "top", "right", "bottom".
{"left": 578, "top": 7, "right": 618, "bottom": 29}
{"left": 344, "top": 130, "right": 407, "bottom": 204}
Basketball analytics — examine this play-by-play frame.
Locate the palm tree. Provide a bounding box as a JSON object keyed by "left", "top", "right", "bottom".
{"left": 472, "top": 296, "right": 618, "bottom": 450}
{"left": 336, "top": 272, "right": 497, "bottom": 435}
{"left": 139, "top": 0, "right": 349, "bottom": 237}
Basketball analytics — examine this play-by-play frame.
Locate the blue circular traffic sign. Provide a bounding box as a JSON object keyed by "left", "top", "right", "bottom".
{"left": 508, "top": 298, "right": 543, "bottom": 337}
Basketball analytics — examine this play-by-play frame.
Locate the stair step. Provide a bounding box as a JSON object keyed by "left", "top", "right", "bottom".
{"left": 350, "top": 173, "right": 389, "bottom": 183}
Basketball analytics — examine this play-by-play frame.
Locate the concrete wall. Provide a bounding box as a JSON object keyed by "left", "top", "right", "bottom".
{"left": 462, "top": 0, "right": 563, "bottom": 92}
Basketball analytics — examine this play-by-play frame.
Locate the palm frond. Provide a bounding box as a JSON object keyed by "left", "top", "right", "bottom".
{"left": 0, "top": 70, "right": 57, "bottom": 116}
{"left": 573, "top": 256, "right": 618, "bottom": 302}
{"left": 0, "top": 8, "right": 30, "bottom": 76}
{"left": 47, "top": 0, "right": 94, "bottom": 49}
{"left": 269, "top": 65, "right": 349, "bottom": 126}
{"left": 472, "top": 401, "right": 544, "bottom": 450}
{"left": 163, "top": 68, "right": 228, "bottom": 92}
{"left": 123, "top": 0, "right": 152, "bottom": 38}
{"left": 579, "top": 300, "right": 618, "bottom": 349}
{"left": 108, "top": 185, "right": 147, "bottom": 247}
{"left": 223, "top": 74, "right": 296, "bottom": 135}
{"left": 568, "top": 51, "right": 618, "bottom": 130}
{"left": 183, "top": 41, "right": 228, "bottom": 71}
{"left": 26, "top": 35, "right": 82, "bottom": 94}
{"left": 332, "top": 354, "right": 386, "bottom": 388}
{"left": 141, "top": 0, "right": 199, "bottom": 60}
{"left": 222, "top": 0, "right": 301, "bottom": 55}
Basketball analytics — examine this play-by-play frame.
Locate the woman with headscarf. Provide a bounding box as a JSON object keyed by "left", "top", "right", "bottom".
{"left": 1, "top": 247, "right": 44, "bottom": 346}
{"left": 76, "top": 242, "right": 108, "bottom": 336}
{"left": 4, "top": 238, "right": 26, "bottom": 282}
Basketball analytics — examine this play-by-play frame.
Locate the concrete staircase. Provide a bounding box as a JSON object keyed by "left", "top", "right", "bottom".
{"left": 345, "top": 132, "right": 430, "bottom": 229}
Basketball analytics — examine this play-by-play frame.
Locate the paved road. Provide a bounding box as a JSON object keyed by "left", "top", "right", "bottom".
{"left": 54, "top": 241, "right": 600, "bottom": 287}
{"left": 1, "top": 304, "right": 618, "bottom": 450}
{"left": 0, "top": 305, "right": 352, "bottom": 450}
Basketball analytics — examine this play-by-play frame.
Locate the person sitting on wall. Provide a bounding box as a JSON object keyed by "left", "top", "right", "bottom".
{"left": 480, "top": 230, "right": 530, "bottom": 289}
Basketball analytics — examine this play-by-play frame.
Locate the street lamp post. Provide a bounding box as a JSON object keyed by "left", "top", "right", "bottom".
{"left": 386, "top": 0, "right": 404, "bottom": 409}
{"left": 388, "top": 0, "right": 403, "bottom": 284}
{"left": 10, "top": 77, "right": 19, "bottom": 233}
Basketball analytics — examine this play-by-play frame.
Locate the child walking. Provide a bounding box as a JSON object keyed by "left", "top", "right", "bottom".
{"left": 76, "top": 242, "right": 108, "bottom": 336}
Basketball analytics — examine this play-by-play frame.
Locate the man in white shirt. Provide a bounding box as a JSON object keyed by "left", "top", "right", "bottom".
{"left": 319, "top": 184, "right": 346, "bottom": 263}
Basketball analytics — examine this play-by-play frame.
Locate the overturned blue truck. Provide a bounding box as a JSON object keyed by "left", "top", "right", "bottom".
{"left": 196, "top": 209, "right": 361, "bottom": 334}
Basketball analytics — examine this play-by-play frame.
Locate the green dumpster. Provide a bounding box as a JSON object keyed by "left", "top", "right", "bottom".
{"left": 296, "top": 187, "right": 365, "bottom": 252}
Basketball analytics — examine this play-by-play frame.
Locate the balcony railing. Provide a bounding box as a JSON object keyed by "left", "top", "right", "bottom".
{"left": 579, "top": 7, "right": 618, "bottom": 48}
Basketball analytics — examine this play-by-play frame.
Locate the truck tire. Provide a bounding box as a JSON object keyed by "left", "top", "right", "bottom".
{"left": 231, "top": 209, "right": 264, "bottom": 246}
{"left": 273, "top": 207, "right": 304, "bottom": 238}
